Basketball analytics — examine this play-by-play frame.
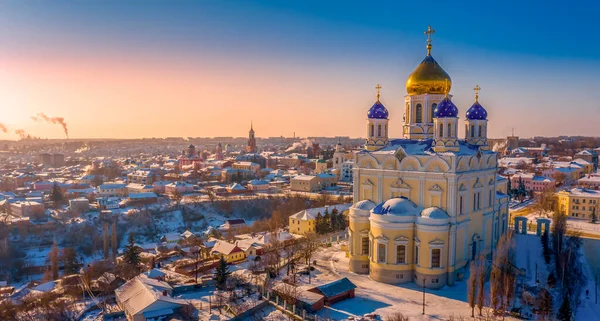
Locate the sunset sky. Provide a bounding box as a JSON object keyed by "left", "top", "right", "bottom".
{"left": 0, "top": 1, "right": 598, "bottom": 140}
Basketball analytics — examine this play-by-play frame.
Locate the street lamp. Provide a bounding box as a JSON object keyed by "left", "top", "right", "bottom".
{"left": 414, "top": 274, "right": 426, "bottom": 315}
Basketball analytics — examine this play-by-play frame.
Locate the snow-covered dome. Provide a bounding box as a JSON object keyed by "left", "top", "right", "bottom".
{"left": 420, "top": 207, "right": 449, "bottom": 219}
{"left": 372, "top": 197, "right": 417, "bottom": 216}
{"left": 353, "top": 199, "right": 377, "bottom": 211}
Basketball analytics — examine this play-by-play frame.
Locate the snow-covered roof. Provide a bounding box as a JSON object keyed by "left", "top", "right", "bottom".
{"left": 313, "top": 277, "right": 356, "bottom": 298}
{"left": 359, "top": 138, "right": 492, "bottom": 157}
{"left": 289, "top": 210, "right": 317, "bottom": 221}
{"left": 420, "top": 207, "right": 449, "bottom": 219}
{"left": 115, "top": 274, "right": 184, "bottom": 317}
{"left": 561, "top": 188, "right": 600, "bottom": 198}
{"left": 212, "top": 240, "right": 243, "bottom": 256}
{"left": 143, "top": 268, "right": 167, "bottom": 279}
{"left": 99, "top": 183, "right": 127, "bottom": 189}
{"left": 249, "top": 179, "right": 269, "bottom": 186}
{"left": 292, "top": 175, "right": 317, "bottom": 181}
{"left": 227, "top": 183, "right": 246, "bottom": 191}
{"left": 353, "top": 200, "right": 377, "bottom": 211}
{"left": 129, "top": 192, "right": 158, "bottom": 199}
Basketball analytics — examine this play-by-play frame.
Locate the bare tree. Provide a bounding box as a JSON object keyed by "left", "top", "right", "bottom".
{"left": 299, "top": 233, "right": 321, "bottom": 284}
{"left": 49, "top": 241, "right": 60, "bottom": 280}
{"left": 385, "top": 312, "right": 410, "bottom": 321}
{"left": 275, "top": 282, "right": 303, "bottom": 308}
{"left": 490, "top": 231, "right": 517, "bottom": 316}
{"left": 476, "top": 256, "right": 486, "bottom": 316}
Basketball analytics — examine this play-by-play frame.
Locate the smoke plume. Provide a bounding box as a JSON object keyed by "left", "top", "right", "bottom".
{"left": 285, "top": 138, "right": 313, "bottom": 153}
{"left": 0, "top": 123, "right": 7, "bottom": 133}
{"left": 31, "top": 112, "right": 68, "bottom": 138}
{"left": 14, "top": 129, "right": 27, "bottom": 139}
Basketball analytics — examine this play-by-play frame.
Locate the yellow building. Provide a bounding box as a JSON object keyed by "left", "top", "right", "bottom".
{"left": 348, "top": 27, "right": 509, "bottom": 289}
{"left": 557, "top": 188, "right": 600, "bottom": 220}
{"left": 211, "top": 240, "right": 246, "bottom": 263}
{"left": 289, "top": 210, "right": 317, "bottom": 235}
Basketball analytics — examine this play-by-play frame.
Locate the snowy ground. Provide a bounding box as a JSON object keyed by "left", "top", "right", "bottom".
{"left": 258, "top": 236, "right": 600, "bottom": 321}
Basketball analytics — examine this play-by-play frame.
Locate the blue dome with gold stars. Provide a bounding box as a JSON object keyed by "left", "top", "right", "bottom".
{"left": 367, "top": 101, "right": 389, "bottom": 119}
{"left": 433, "top": 97, "right": 458, "bottom": 118}
{"left": 466, "top": 101, "right": 488, "bottom": 120}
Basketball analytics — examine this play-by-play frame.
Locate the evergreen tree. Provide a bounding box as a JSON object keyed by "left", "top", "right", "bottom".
{"left": 323, "top": 208, "right": 331, "bottom": 233}
{"left": 315, "top": 212, "right": 324, "bottom": 234}
{"left": 541, "top": 229, "right": 551, "bottom": 264}
{"left": 591, "top": 207, "right": 597, "bottom": 224}
{"left": 214, "top": 256, "right": 231, "bottom": 289}
{"left": 62, "top": 247, "right": 80, "bottom": 275}
{"left": 557, "top": 297, "right": 573, "bottom": 321}
{"left": 50, "top": 183, "right": 64, "bottom": 208}
{"left": 123, "top": 233, "right": 141, "bottom": 269}
{"left": 518, "top": 177, "right": 526, "bottom": 198}
{"left": 330, "top": 208, "right": 339, "bottom": 231}
{"left": 507, "top": 178, "right": 513, "bottom": 200}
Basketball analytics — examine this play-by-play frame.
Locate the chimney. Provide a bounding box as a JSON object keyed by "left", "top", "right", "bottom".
{"left": 162, "top": 290, "right": 167, "bottom": 296}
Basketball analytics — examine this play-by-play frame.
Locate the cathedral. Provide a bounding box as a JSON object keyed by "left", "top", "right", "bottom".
{"left": 348, "top": 27, "right": 509, "bottom": 289}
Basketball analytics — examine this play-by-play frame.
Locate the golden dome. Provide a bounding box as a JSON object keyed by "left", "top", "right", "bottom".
{"left": 405, "top": 54, "right": 452, "bottom": 95}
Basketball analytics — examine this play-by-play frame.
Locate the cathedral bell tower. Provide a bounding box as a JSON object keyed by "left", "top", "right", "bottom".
{"left": 433, "top": 81, "right": 459, "bottom": 152}
{"left": 404, "top": 26, "right": 451, "bottom": 140}
{"left": 246, "top": 121, "right": 257, "bottom": 153}
{"left": 365, "top": 84, "right": 389, "bottom": 151}
{"left": 465, "top": 85, "right": 489, "bottom": 150}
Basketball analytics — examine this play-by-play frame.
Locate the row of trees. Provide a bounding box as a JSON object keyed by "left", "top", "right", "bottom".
{"left": 507, "top": 177, "right": 528, "bottom": 202}
{"left": 315, "top": 207, "right": 346, "bottom": 234}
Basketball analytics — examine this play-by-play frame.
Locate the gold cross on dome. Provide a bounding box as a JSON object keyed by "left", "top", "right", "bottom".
{"left": 375, "top": 84, "right": 382, "bottom": 101}
{"left": 473, "top": 85, "right": 481, "bottom": 101}
{"left": 424, "top": 26, "right": 435, "bottom": 55}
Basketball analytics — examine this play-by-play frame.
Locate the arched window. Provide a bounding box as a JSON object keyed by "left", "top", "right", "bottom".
{"left": 448, "top": 123, "right": 452, "bottom": 138}
{"left": 431, "top": 103, "right": 437, "bottom": 123}
{"left": 370, "top": 124, "right": 374, "bottom": 137}
{"left": 471, "top": 125, "right": 475, "bottom": 138}
{"left": 378, "top": 125, "right": 382, "bottom": 137}
{"left": 416, "top": 104, "right": 423, "bottom": 123}
{"left": 439, "top": 123, "right": 444, "bottom": 138}
{"left": 478, "top": 125, "right": 482, "bottom": 137}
